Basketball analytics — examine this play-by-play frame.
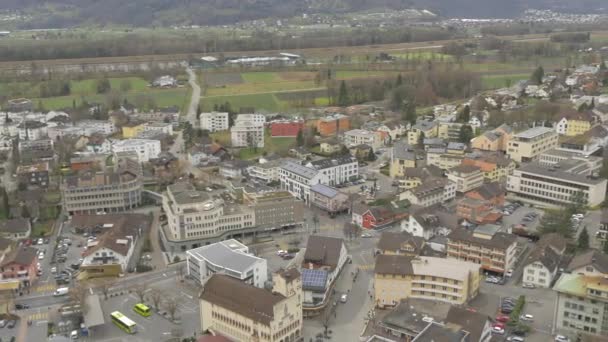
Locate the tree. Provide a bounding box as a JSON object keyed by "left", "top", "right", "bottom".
{"left": 69, "top": 283, "right": 90, "bottom": 314}
{"left": 296, "top": 129, "right": 304, "bottom": 146}
{"left": 149, "top": 288, "right": 165, "bottom": 311}
{"left": 603, "top": 239, "right": 608, "bottom": 255}
{"left": 578, "top": 227, "right": 590, "bottom": 250}
{"left": 367, "top": 149, "right": 377, "bottom": 161}
{"left": 337, "top": 81, "right": 349, "bottom": 107}
{"left": 404, "top": 102, "right": 417, "bottom": 126}
{"left": 98, "top": 278, "right": 115, "bottom": 300}
{"left": 20, "top": 205, "right": 30, "bottom": 219}
{"left": 95, "top": 78, "right": 111, "bottom": 94}
{"left": 458, "top": 105, "right": 471, "bottom": 123}
{"left": 164, "top": 297, "right": 182, "bottom": 321}
{"left": 538, "top": 209, "right": 573, "bottom": 237}
{"left": 567, "top": 191, "right": 587, "bottom": 216}
{"left": 530, "top": 66, "right": 544, "bottom": 85}
{"left": 132, "top": 283, "right": 148, "bottom": 303}
{"left": 458, "top": 125, "right": 474, "bottom": 143}
{"left": 0, "top": 187, "right": 8, "bottom": 219}
{"left": 312, "top": 214, "right": 320, "bottom": 233}
{"left": 120, "top": 79, "right": 132, "bottom": 92}
{"left": 395, "top": 74, "right": 403, "bottom": 87}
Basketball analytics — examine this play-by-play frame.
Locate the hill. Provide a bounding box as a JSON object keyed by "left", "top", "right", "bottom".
{"left": 1, "top": 0, "right": 607, "bottom": 28}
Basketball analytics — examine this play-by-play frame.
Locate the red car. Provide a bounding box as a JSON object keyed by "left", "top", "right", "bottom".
{"left": 496, "top": 315, "right": 510, "bottom": 323}
{"left": 493, "top": 322, "right": 506, "bottom": 330}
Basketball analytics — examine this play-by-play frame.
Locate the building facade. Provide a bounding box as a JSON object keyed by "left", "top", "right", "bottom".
{"left": 200, "top": 112, "right": 229, "bottom": 132}
{"left": 111, "top": 138, "right": 161, "bottom": 163}
{"left": 270, "top": 120, "right": 304, "bottom": 137}
{"left": 16, "top": 162, "right": 50, "bottom": 189}
{"left": 343, "top": 129, "right": 382, "bottom": 149}
{"left": 309, "top": 184, "right": 349, "bottom": 214}
{"left": 447, "top": 165, "right": 484, "bottom": 193}
{"left": 507, "top": 126, "right": 559, "bottom": 163}
{"left": 231, "top": 114, "right": 265, "bottom": 148}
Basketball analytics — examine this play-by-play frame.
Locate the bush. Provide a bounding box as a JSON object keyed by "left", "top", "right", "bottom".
{"left": 287, "top": 248, "right": 300, "bottom": 254}
{"left": 142, "top": 237, "right": 152, "bottom": 253}
{"left": 136, "top": 263, "right": 153, "bottom": 273}
{"left": 173, "top": 255, "right": 181, "bottom": 263}
{"left": 508, "top": 295, "right": 526, "bottom": 326}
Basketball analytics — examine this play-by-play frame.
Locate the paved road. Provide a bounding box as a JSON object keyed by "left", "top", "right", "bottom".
{"left": 185, "top": 67, "right": 200, "bottom": 126}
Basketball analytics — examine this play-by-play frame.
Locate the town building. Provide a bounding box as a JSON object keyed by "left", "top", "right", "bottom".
{"left": 219, "top": 160, "right": 249, "bottom": 179}
{"left": 319, "top": 138, "right": 343, "bottom": 155}
{"left": 61, "top": 156, "right": 143, "bottom": 215}
{"left": 279, "top": 161, "right": 328, "bottom": 204}
{"left": 18, "top": 138, "right": 54, "bottom": 162}
{"left": 390, "top": 142, "right": 417, "bottom": 178}
{"left": 121, "top": 122, "right": 146, "bottom": 138}
{"left": 143, "top": 122, "right": 173, "bottom": 136}
{"left": 376, "top": 231, "right": 425, "bottom": 256}
{"left": 403, "top": 206, "right": 459, "bottom": 240}
{"left": 270, "top": 120, "right": 304, "bottom": 137}
{"left": 426, "top": 148, "right": 466, "bottom": 171}
{"left": 377, "top": 121, "right": 406, "bottom": 141}
{"left": 316, "top": 114, "right": 350, "bottom": 137}
{"left": 186, "top": 239, "right": 268, "bottom": 288}
{"left": 471, "top": 124, "right": 513, "bottom": 152}
{"left": 152, "top": 75, "right": 177, "bottom": 88}
{"left": 461, "top": 153, "right": 516, "bottom": 183}
{"left": 199, "top": 112, "right": 229, "bottom": 132}
{"left": 76, "top": 120, "right": 117, "bottom": 136}
{"left": 398, "top": 178, "right": 456, "bottom": 207}
{"left": 447, "top": 165, "right": 484, "bottom": 193}
{"left": 301, "top": 236, "right": 348, "bottom": 310}
{"left": 162, "top": 183, "right": 254, "bottom": 251}
{"left": 567, "top": 249, "right": 608, "bottom": 276}
{"left": 464, "top": 182, "right": 505, "bottom": 207}
{"left": 506, "top": 161, "right": 607, "bottom": 208}
{"left": 555, "top": 110, "right": 596, "bottom": 136}
{"left": 374, "top": 255, "right": 481, "bottom": 308}
{"left": 0, "top": 219, "right": 31, "bottom": 240}
{"left": 111, "top": 138, "right": 161, "bottom": 163}
{"left": 246, "top": 158, "right": 290, "bottom": 183}
{"left": 343, "top": 129, "right": 383, "bottom": 149}
{"left": 244, "top": 191, "right": 304, "bottom": 231}
{"left": 456, "top": 198, "right": 503, "bottom": 225}
{"left": 18, "top": 121, "right": 48, "bottom": 141}
{"left": 75, "top": 214, "right": 150, "bottom": 276}
{"left": 0, "top": 246, "right": 38, "bottom": 288}
{"left": 16, "top": 162, "right": 50, "bottom": 189}
{"left": 507, "top": 126, "right": 559, "bottom": 163}
{"left": 305, "top": 155, "right": 359, "bottom": 186}
{"left": 309, "top": 184, "right": 349, "bottom": 214}
{"left": 396, "top": 166, "right": 443, "bottom": 191}
{"left": 361, "top": 207, "right": 400, "bottom": 230}
{"left": 199, "top": 269, "right": 302, "bottom": 342}
{"left": 231, "top": 114, "right": 265, "bottom": 148}
{"left": 552, "top": 273, "right": 608, "bottom": 338}
{"left": 407, "top": 121, "right": 438, "bottom": 145}
{"left": 6, "top": 98, "right": 33, "bottom": 112}
{"left": 522, "top": 237, "right": 565, "bottom": 288}
{"left": 446, "top": 225, "right": 518, "bottom": 275}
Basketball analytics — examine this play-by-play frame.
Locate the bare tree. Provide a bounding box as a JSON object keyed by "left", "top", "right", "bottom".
{"left": 164, "top": 297, "right": 182, "bottom": 322}
{"left": 69, "top": 283, "right": 90, "bottom": 314}
{"left": 149, "top": 288, "right": 165, "bottom": 311}
{"left": 98, "top": 278, "right": 116, "bottom": 300}
{"left": 175, "top": 262, "right": 185, "bottom": 282}
{"left": 132, "top": 283, "right": 148, "bottom": 303}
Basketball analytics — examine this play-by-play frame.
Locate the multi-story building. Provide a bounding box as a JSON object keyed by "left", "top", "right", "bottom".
{"left": 244, "top": 191, "right": 304, "bottom": 231}
{"left": 471, "top": 124, "right": 513, "bottom": 152}
{"left": 403, "top": 205, "right": 459, "bottom": 240}
{"left": 246, "top": 158, "right": 291, "bottom": 183}
{"left": 567, "top": 249, "right": 608, "bottom": 276}
{"left": 270, "top": 120, "right": 304, "bottom": 137}
{"left": 461, "top": 152, "right": 516, "bottom": 182}
{"left": 446, "top": 225, "right": 518, "bottom": 275}
{"left": 162, "top": 183, "right": 254, "bottom": 251}
{"left": 0, "top": 246, "right": 38, "bottom": 288}
{"left": 76, "top": 120, "right": 117, "bottom": 136}
{"left": 186, "top": 239, "right": 268, "bottom": 288}
{"left": 231, "top": 114, "right": 265, "bottom": 148}
{"left": 599, "top": 209, "right": 608, "bottom": 246}
{"left": 309, "top": 184, "right": 349, "bottom": 214}
{"left": 539, "top": 149, "right": 603, "bottom": 173}
{"left": 553, "top": 273, "right": 608, "bottom": 338}
{"left": 390, "top": 142, "right": 417, "bottom": 178}
{"left": 426, "top": 148, "right": 466, "bottom": 171}
{"left": 0, "top": 219, "right": 31, "bottom": 240}
{"left": 305, "top": 155, "right": 359, "bottom": 186}
{"left": 399, "top": 178, "right": 456, "bottom": 207}
{"left": 374, "top": 255, "right": 481, "bottom": 308}
{"left": 376, "top": 231, "right": 425, "bottom": 256}
{"left": 17, "top": 121, "right": 48, "bottom": 141}
{"left": 61, "top": 158, "right": 142, "bottom": 216}
{"left": 199, "top": 112, "right": 229, "bottom": 132}
{"left": 6, "top": 98, "right": 33, "bottom": 112}
{"left": 447, "top": 165, "right": 484, "bottom": 193}
{"left": 316, "top": 114, "right": 350, "bottom": 137}
{"left": 111, "top": 138, "right": 161, "bottom": 163}
{"left": 456, "top": 198, "right": 502, "bottom": 225}
{"left": 522, "top": 246, "right": 561, "bottom": 289}
{"left": 555, "top": 110, "right": 595, "bottom": 136}
{"left": 121, "top": 122, "right": 146, "bottom": 138}
{"left": 142, "top": 122, "right": 173, "bottom": 136}
{"left": 396, "top": 166, "right": 443, "bottom": 191}
{"left": 507, "top": 126, "right": 559, "bottom": 163}
{"left": 506, "top": 161, "right": 608, "bottom": 208}
{"left": 407, "top": 120, "right": 438, "bottom": 145}
{"left": 343, "top": 129, "right": 383, "bottom": 149}
{"left": 16, "top": 162, "right": 50, "bottom": 189}
{"left": 279, "top": 161, "right": 328, "bottom": 204}
{"left": 200, "top": 269, "right": 302, "bottom": 342}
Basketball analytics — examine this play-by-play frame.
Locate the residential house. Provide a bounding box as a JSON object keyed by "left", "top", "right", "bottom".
{"left": 301, "top": 236, "right": 348, "bottom": 309}
{"left": 362, "top": 207, "right": 398, "bottom": 230}
{"left": 377, "top": 121, "right": 406, "bottom": 141}
{"left": 374, "top": 255, "right": 481, "bottom": 307}
{"left": 522, "top": 239, "right": 564, "bottom": 288}
{"left": 199, "top": 269, "right": 302, "bottom": 342}
{"left": 305, "top": 155, "right": 359, "bottom": 186}
{"left": 121, "top": 122, "right": 146, "bottom": 138}
{"left": 247, "top": 157, "right": 292, "bottom": 184}
{"left": 0, "top": 246, "right": 38, "bottom": 288}
{"left": 343, "top": 129, "right": 383, "bottom": 150}
{"left": 219, "top": 160, "right": 249, "bottom": 178}
{"left": 319, "top": 138, "right": 344, "bottom": 155}
{"left": 376, "top": 231, "right": 425, "bottom": 256}
{"left": 231, "top": 114, "right": 265, "bottom": 148}
{"left": 465, "top": 182, "right": 505, "bottom": 207}
{"left": 310, "top": 184, "right": 349, "bottom": 214}
{"left": 399, "top": 178, "right": 456, "bottom": 208}
{"left": 0, "top": 218, "right": 31, "bottom": 240}
{"left": 446, "top": 226, "right": 518, "bottom": 275}
{"left": 111, "top": 138, "right": 161, "bottom": 163}
{"left": 555, "top": 110, "right": 596, "bottom": 136}
{"left": 407, "top": 121, "right": 438, "bottom": 145}
{"left": 461, "top": 152, "right": 516, "bottom": 182}
{"left": 456, "top": 198, "right": 502, "bottom": 225}
{"left": 316, "top": 114, "right": 350, "bottom": 137}
{"left": 402, "top": 206, "right": 459, "bottom": 240}
{"left": 471, "top": 124, "right": 513, "bottom": 152}
{"left": 186, "top": 239, "right": 268, "bottom": 288}
{"left": 447, "top": 165, "right": 484, "bottom": 193}
{"left": 598, "top": 209, "right": 608, "bottom": 245}
{"left": 567, "top": 249, "right": 608, "bottom": 276}
{"left": 396, "top": 166, "right": 443, "bottom": 191}
{"left": 426, "top": 148, "right": 466, "bottom": 171}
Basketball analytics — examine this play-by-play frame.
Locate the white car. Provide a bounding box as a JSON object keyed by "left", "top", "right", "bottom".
{"left": 507, "top": 337, "right": 525, "bottom": 342}
{"left": 572, "top": 213, "right": 584, "bottom": 219}
{"left": 276, "top": 250, "right": 287, "bottom": 256}
{"left": 340, "top": 294, "right": 348, "bottom": 303}
{"left": 520, "top": 314, "right": 534, "bottom": 321}
{"left": 51, "top": 267, "right": 57, "bottom": 274}
{"left": 491, "top": 326, "right": 505, "bottom": 335}
{"left": 522, "top": 283, "right": 535, "bottom": 289}
{"left": 37, "top": 238, "right": 44, "bottom": 245}
{"left": 505, "top": 269, "right": 513, "bottom": 277}
{"left": 555, "top": 335, "right": 569, "bottom": 342}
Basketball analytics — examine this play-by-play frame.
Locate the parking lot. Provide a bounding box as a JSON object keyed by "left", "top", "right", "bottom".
{"left": 501, "top": 203, "right": 544, "bottom": 235}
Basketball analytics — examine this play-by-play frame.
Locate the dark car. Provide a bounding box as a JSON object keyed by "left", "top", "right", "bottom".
{"left": 15, "top": 304, "right": 29, "bottom": 310}
{"left": 7, "top": 320, "right": 16, "bottom": 328}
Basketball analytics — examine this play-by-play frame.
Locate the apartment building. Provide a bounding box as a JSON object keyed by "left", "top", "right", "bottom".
{"left": 0, "top": 246, "right": 38, "bottom": 288}
{"left": 343, "top": 129, "right": 383, "bottom": 149}
{"left": 186, "top": 239, "right": 268, "bottom": 288}
{"left": 390, "top": 142, "right": 417, "bottom": 178}
{"left": 374, "top": 255, "right": 481, "bottom": 308}
{"left": 316, "top": 114, "right": 350, "bottom": 137}
{"left": 553, "top": 274, "right": 608, "bottom": 338}
{"left": 279, "top": 161, "right": 328, "bottom": 204}
{"left": 407, "top": 120, "right": 438, "bottom": 145}
{"left": 306, "top": 155, "right": 359, "bottom": 186}
{"left": 446, "top": 225, "right": 518, "bottom": 275}
{"left": 0, "top": 219, "right": 31, "bottom": 240}
{"left": 200, "top": 269, "right": 302, "bottom": 342}
{"left": 16, "top": 162, "right": 50, "bottom": 189}
{"left": 506, "top": 161, "right": 607, "bottom": 208}
{"left": 310, "top": 184, "right": 349, "bottom": 214}
{"left": 142, "top": 122, "right": 173, "bottom": 136}
{"left": 471, "top": 124, "right": 513, "bottom": 152}
{"left": 76, "top": 120, "right": 117, "bottom": 136}
{"left": 246, "top": 158, "right": 288, "bottom": 183}
{"left": 399, "top": 178, "right": 457, "bottom": 207}
{"left": 461, "top": 152, "right": 516, "bottom": 183}
{"left": 111, "top": 138, "right": 161, "bottom": 162}
{"left": 507, "top": 126, "right": 559, "bottom": 163}
{"left": 162, "top": 183, "right": 254, "bottom": 251}
{"left": 447, "top": 165, "right": 484, "bottom": 193}
{"left": 200, "top": 112, "right": 229, "bottom": 132}
{"left": 376, "top": 231, "right": 426, "bottom": 256}
{"left": 61, "top": 159, "right": 142, "bottom": 216}
{"left": 403, "top": 206, "right": 459, "bottom": 240}
{"left": 18, "top": 121, "right": 47, "bottom": 140}
{"left": 231, "top": 114, "right": 265, "bottom": 148}
{"left": 270, "top": 120, "right": 303, "bottom": 137}
{"left": 426, "top": 148, "right": 466, "bottom": 171}
{"left": 121, "top": 122, "right": 146, "bottom": 138}
{"left": 555, "top": 110, "right": 595, "bottom": 136}
{"left": 244, "top": 191, "right": 304, "bottom": 230}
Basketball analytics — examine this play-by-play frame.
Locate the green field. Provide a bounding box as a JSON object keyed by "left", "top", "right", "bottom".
{"left": 481, "top": 73, "right": 529, "bottom": 89}
{"left": 202, "top": 93, "right": 281, "bottom": 112}
{"left": 209, "top": 129, "right": 296, "bottom": 159}
{"left": 241, "top": 72, "right": 278, "bottom": 83}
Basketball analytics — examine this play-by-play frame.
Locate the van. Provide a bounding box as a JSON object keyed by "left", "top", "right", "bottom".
{"left": 54, "top": 287, "right": 69, "bottom": 296}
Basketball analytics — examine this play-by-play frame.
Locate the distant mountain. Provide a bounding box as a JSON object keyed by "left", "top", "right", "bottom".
{"left": 1, "top": 0, "right": 607, "bottom": 28}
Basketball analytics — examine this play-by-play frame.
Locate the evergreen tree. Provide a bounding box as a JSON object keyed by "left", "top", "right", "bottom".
{"left": 395, "top": 74, "right": 403, "bottom": 87}
{"left": 404, "top": 102, "right": 417, "bottom": 126}
{"left": 337, "top": 81, "right": 349, "bottom": 107}
{"left": 20, "top": 205, "right": 30, "bottom": 219}
{"left": 458, "top": 105, "right": 471, "bottom": 123}
{"left": 367, "top": 149, "right": 377, "bottom": 161}
{"left": 600, "top": 60, "right": 607, "bottom": 70}
{"left": 578, "top": 227, "right": 590, "bottom": 250}
{"left": 0, "top": 187, "right": 8, "bottom": 219}
{"left": 296, "top": 129, "right": 304, "bottom": 146}
{"left": 531, "top": 66, "right": 544, "bottom": 85}
{"left": 458, "top": 125, "right": 474, "bottom": 143}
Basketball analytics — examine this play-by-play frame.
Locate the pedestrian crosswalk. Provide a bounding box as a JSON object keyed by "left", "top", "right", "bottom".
{"left": 33, "top": 284, "right": 56, "bottom": 293}
{"left": 358, "top": 264, "right": 374, "bottom": 270}
{"left": 28, "top": 312, "right": 49, "bottom": 321}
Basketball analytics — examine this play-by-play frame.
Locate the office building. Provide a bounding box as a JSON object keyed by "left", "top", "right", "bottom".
{"left": 16, "top": 162, "right": 50, "bottom": 189}
{"left": 507, "top": 126, "right": 559, "bottom": 163}
{"left": 398, "top": 178, "right": 456, "bottom": 207}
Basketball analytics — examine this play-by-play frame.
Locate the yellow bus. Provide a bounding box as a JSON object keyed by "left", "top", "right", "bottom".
{"left": 110, "top": 311, "right": 137, "bottom": 334}
{"left": 133, "top": 303, "right": 151, "bottom": 317}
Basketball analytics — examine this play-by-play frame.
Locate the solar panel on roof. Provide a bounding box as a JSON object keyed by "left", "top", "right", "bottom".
{"left": 301, "top": 269, "right": 328, "bottom": 289}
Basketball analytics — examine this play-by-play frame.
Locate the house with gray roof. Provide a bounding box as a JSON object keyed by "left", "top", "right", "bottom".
{"left": 186, "top": 239, "right": 268, "bottom": 288}
{"left": 310, "top": 183, "right": 349, "bottom": 214}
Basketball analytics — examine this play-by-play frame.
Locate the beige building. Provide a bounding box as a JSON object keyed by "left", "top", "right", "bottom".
{"left": 447, "top": 225, "right": 518, "bottom": 275}
{"left": 399, "top": 178, "right": 457, "bottom": 207}
{"left": 471, "top": 124, "right": 513, "bottom": 152}
{"left": 374, "top": 255, "right": 481, "bottom": 308}
{"left": 507, "top": 126, "right": 558, "bottom": 163}
{"left": 447, "top": 165, "right": 485, "bottom": 193}
{"left": 244, "top": 190, "right": 304, "bottom": 230}
{"left": 200, "top": 269, "right": 303, "bottom": 342}
{"left": 426, "top": 149, "right": 465, "bottom": 171}
{"left": 390, "top": 142, "right": 417, "bottom": 178}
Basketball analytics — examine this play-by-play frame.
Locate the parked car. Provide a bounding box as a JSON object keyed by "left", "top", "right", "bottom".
{"left": 0, "top": 320, "right": 6, "bottom": 328}
{"left": 7, "top": 320, "right": 15, "bottom": 328}
{"left": 522, "top": 283, "right": 536, "bottom": 289}
{"left": 15, "top": 304, "right": 29, "bottom": 310}
{"left": 507, "top": 336, "right": 525, "bottom": 342}
{"left": 491, "top": 326, "right": 505, "bottom": 335}
{"left": 340, "top": 294, "right": 348, "bottom": 303}
{"left": 505, "top": 269, "right": 513, "bottom": 277}
{"left": 555, "top": 335, "right": 570, "bottom": 342}
{"left": 520, "top": 314, "right": 534, "bottom": 321}
{"left": 496, "top": 315, "right": 510, "bottom": 323}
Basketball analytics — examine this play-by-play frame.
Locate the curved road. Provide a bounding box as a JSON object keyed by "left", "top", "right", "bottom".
{"left": 185, "top": 67, "right": 200, "bottom": 126}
